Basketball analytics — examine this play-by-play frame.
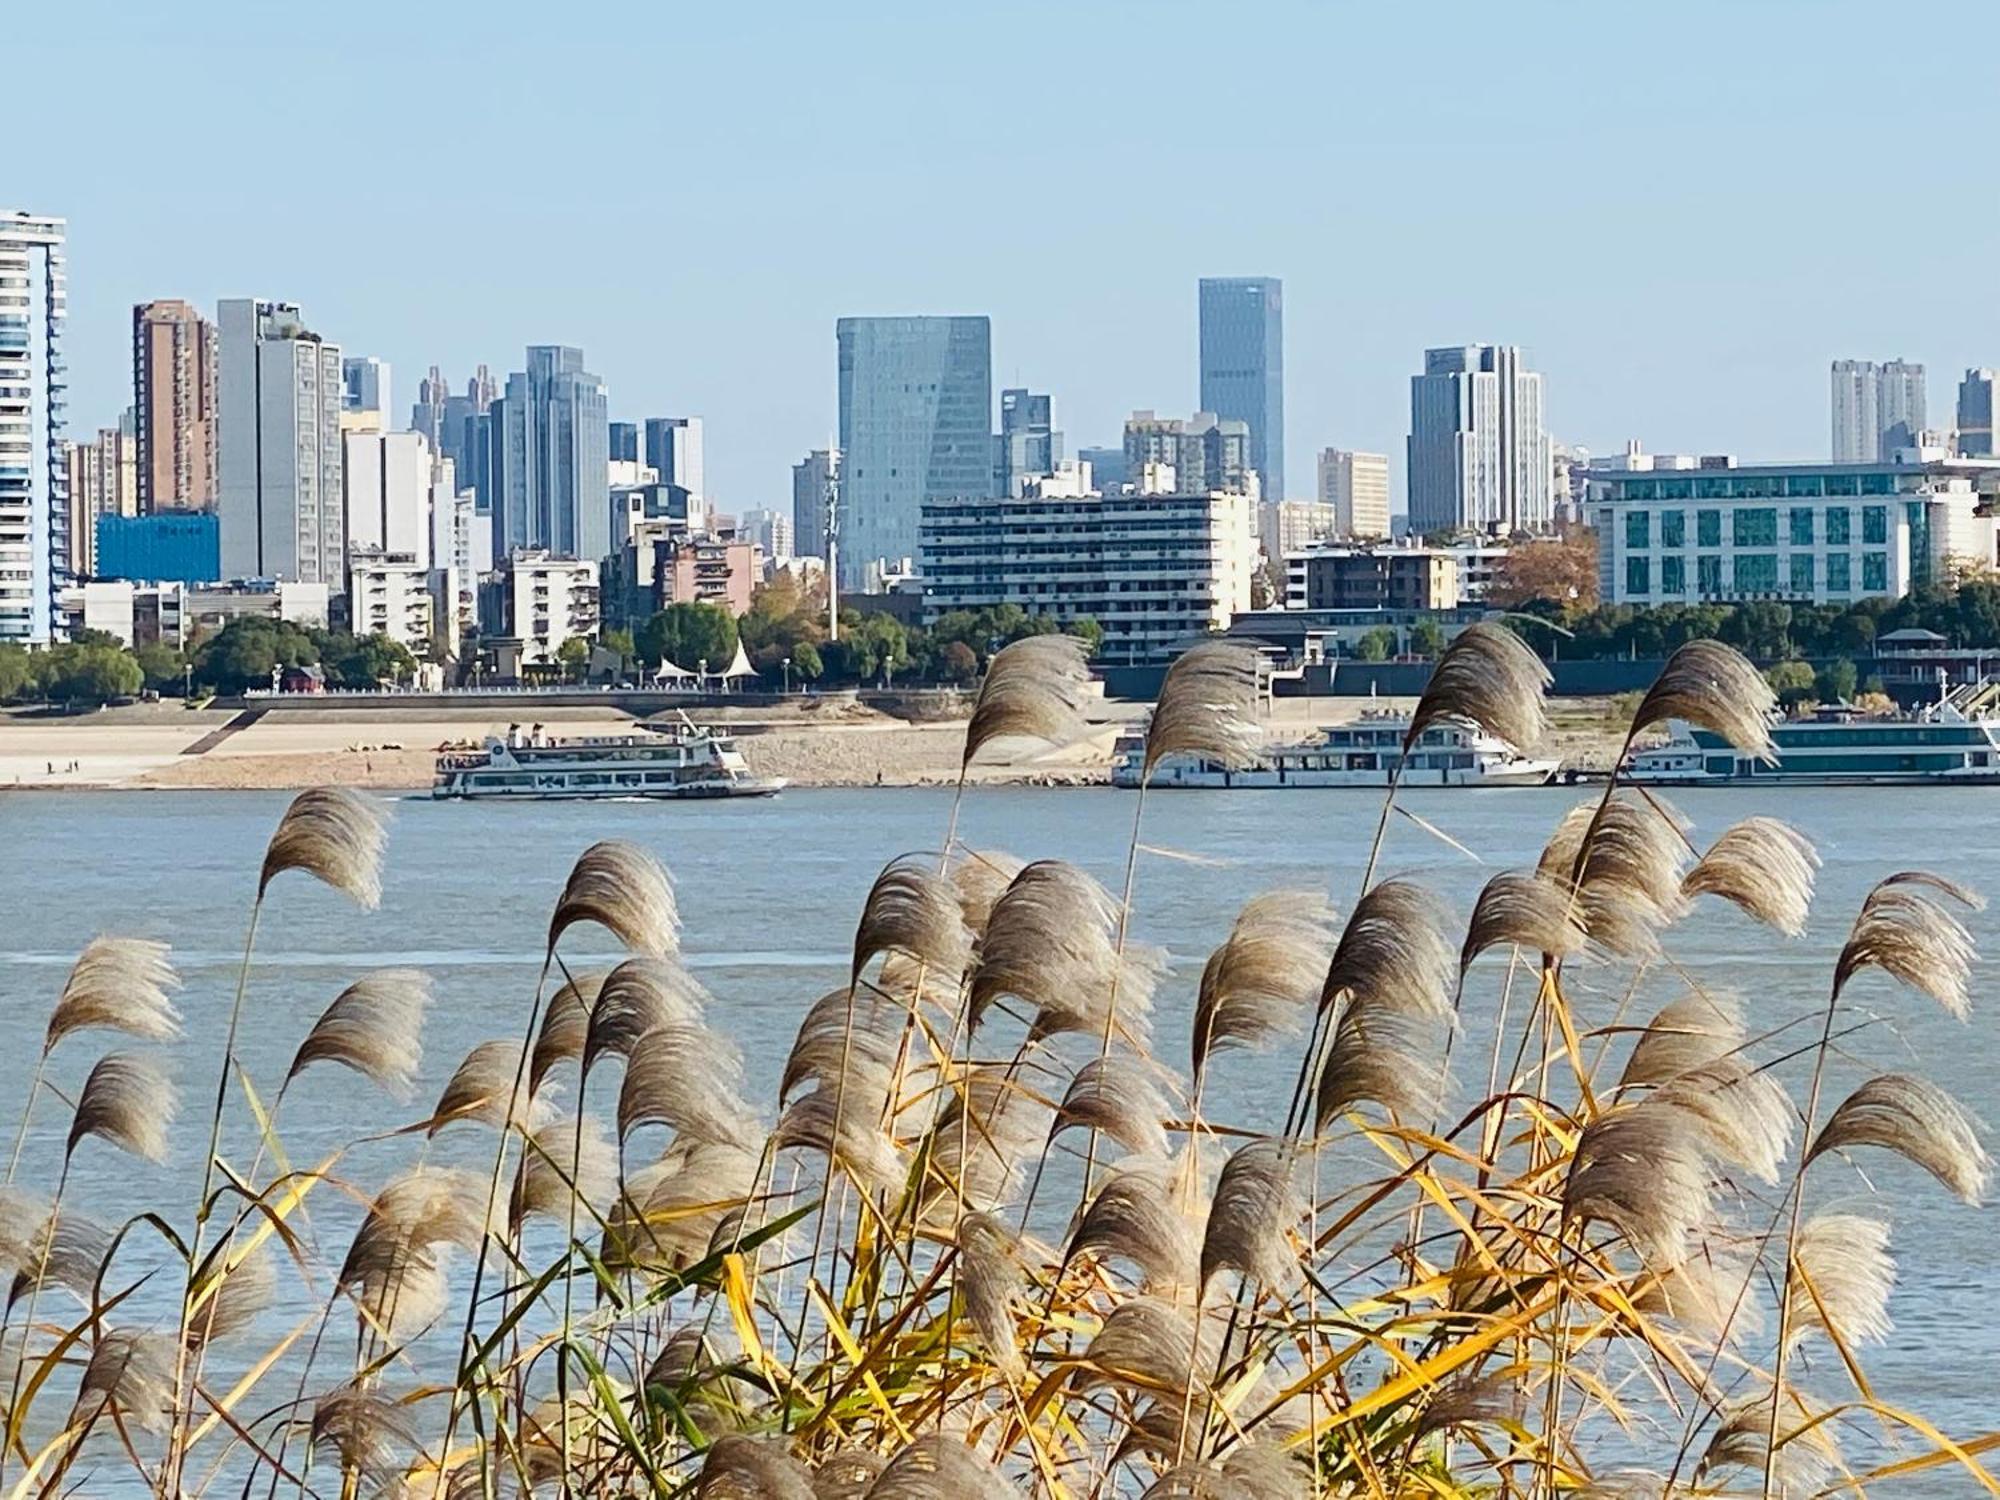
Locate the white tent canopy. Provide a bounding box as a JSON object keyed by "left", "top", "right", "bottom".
{"left": 651, "top": 658, "right": 694, "bottom": 682}
{"left": 719, "top": 641, "right": 757, "bottom": 680}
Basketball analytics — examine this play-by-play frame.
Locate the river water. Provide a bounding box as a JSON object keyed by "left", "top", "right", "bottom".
{"left": 2, "top": 785, "right": 1994, "bottom": 1488}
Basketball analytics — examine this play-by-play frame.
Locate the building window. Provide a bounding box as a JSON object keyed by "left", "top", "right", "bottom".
{"left": 1789, "top": 507, "right": 1815, "bottom": 545}
{"left": 1860, "top": 472, "right": 1895, "bottom": 496}
{"left": 1661, "top": 555, "right": 1686, "bottom": 593}
{"left": 1625, "top": 556, "right": 1650, "bottom": 595}
{"left": 1789, "top": 553, "right": 1816, "bottom": 594}
{"left": 1826, "top": 506, "right": 1851, "bottom": 544}
{"left": 1862, "top": 505, "right": 1888, "bottom": 543}
{"left": 1697, "top": 509, "right": 1721, "bottom": 547}
{"left": 1734, "top": 553, "right": 1778, "bottom": 592}
{"left": 1660, "top": 509, "right": 1685, "bottom": 548}
{"left": 1827, "top": 552, "right": 1851, "bottom": 591}
{"left": 1698, "top": 555, "right": 1723, "bottom": 594}
{"left": 1625, "top": 511, "right": 1650, "bottom": 549}
{"left": 1862, "top": 551, "right": 1888, "bottom": 591}
{"left": 1733, "top": 508, "right": 1777, "bottom": 547}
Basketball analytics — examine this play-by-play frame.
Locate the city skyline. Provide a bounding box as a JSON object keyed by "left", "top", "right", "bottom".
{"left": 19, "top": 3, "right": 2000, "bottom": 514}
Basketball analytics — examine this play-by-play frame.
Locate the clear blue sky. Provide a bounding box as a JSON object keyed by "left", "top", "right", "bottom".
{"left": 16, "top": 0, "right": 2000, "bottom": 511}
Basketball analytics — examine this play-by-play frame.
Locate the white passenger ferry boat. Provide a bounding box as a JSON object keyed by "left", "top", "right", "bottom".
{"left": 1111, "top": 713, "right": 1559, "bottom": 789}
{"left": 1626, "top": 686, "right": 2000, "bottom": 786}
{"left": 432, "top": 717, "right": 784, "bottom": 800}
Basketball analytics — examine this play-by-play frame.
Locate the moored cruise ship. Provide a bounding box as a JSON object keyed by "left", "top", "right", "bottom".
{"left": 1626, "top": 686, "right": 2000, "bottom": 785}
{"left": 432, "top": 717, "right": 785, "bottom": 800}
{"left": 1111, "top": 714, "right": 1560, "bottom": 789}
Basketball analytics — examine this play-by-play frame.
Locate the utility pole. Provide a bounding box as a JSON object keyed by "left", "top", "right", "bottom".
{"left": 826, "top": 462, "right": 840, "bottom": 643}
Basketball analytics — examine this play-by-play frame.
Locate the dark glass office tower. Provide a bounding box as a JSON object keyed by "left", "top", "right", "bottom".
{"left": 1198, "top": 276, "right": 1284, "bottom": 501}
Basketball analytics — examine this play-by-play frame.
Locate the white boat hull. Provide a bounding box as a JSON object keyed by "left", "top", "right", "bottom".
{"left": 1113, "top": 759, "right": 1560, "bottom": 790}
{"left": 433, "top": 776, "right": 786, "bottom": 801}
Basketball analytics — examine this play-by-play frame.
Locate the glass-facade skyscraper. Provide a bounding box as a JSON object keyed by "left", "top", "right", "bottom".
{"left": 488, "top": 345, "right": 609, "bottom": 566}
{"left": 997, "top": 388, "right": 1060, "bottom": 495}
{"left": 1198, "top": 277, "right": 1284, "bottom": 501}
{"left": 836, "top": 316, "right": 991, "bottom": 589}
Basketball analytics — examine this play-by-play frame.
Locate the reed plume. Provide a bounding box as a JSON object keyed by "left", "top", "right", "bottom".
{"left": 1199, "top": 1137, "right": 1306, "bottom": 1292}
{"left": 511, "top": 1115, "right": 618, "bottom": 1229}
{"left": 1139, "top": 1443, "right": 1305, "bottom": 1500}
{"left": 955, "top": 1212, "right": 1026, "bottom": 1380}
{"left": 1655, "top": 1057, "right": 1793, "bottom": 1184}
{"left": 310, "top": 1383, "right": 419, "bottom": 1494}
{"left": 185, "top": 1242, "right": 276, "bottom": 1350}
{"left": 1618, "top": 991, "right": 1747, "bottom": 1091}
{"left": 815, "top": 1450, "right": 888, "bottom": 1500}
{"left": 1081, "top": 1295, "right": 1218, "bottom": 1391}
{"left": 923, "top": 1065, "right": 1050, "bottom": 1219}
{"left": 1539, "top": 793, "right": 1692, "bottom": 956}
{"left": 1459, "top": 868, "right": 1587, "bottom": 970}
{"left": 1695, "top": 1390, "right": 1842, "bottom": 1497}
{"left": 852, "top": 853, "right": 974, "bottom": 984}
{"left": 67, "top": 1052, "right": 176, "bottom": 1163}
{"left": 8, "top": 1206, "right": 109, "bottom": 1306}
{"left": 43, "top": 936, "right": 181, "bottom": 1051}
{"left": 583, "top": 956, "right": 710, "bottom": 1075}
{"left": 1832, "top": 873, "right": 1980, "bottom": 1018}
{"left": 1563, "top": 1099, "right": 1718, "bottom": 1270}
{"left": 969, "top": 859, "right": 1162, "bottom": 1042}
{"left": 617, "top": 1021, "right": 762, "bottom": 1152}
{"left": 1627, "top": 638, "right": 1777, "bottom": 761}
{"left": 1052, "top": 1053, "right": 1173, "bottom": 1159}
{"left": 779, "top": 988, "right": 905, "bottom": 1105}
{"left": 1191, "top": 892, "right": 1337, "bottom": 1086}
{"left": 528, "top": 968, "right": 608, "bottom": 1094}
{"left": 604, "top": 1138, "right": 760, "bottom": 1274}
{"left": 285, "top": 968, "right": 432, "bottom": 1100}
{"left": 1682, "top": 817, "right": 1819, "bottom": 936}
{"left": 1804, "top": 1072, "right": 1991, "bottom": 1203}
{"left": 1411, "top": 1371, "right": 1524, "bottom": 1437}
{"left": 71, "top": 1328, "right": 176, "bottom": 1436}
{"left": 339, "top": 1166, "right": 496, "bottom": 1340}
{"left": 773, "top": 1089, "right": 905, "bottom": 1194}
{"left": 949, "top": 849, "right": 1026, "bottom": 938}
{"left": 1405, "top": 619, "right": 1550, "bottom": 753}
{"left": 1068, "top": 1155, "right": 1203, "bottom": 1294}
{"left": 696, "top": 1433, "right": 815, "bottom": 1500}
{"left": 548, "top": 839, "right": 678, "bottom": 956}
{"left": 961, "top": 634, "right": 1091, "bottom": 769}
{"left": 867, "top": 1436, "right": 1014, "bottom": 1500}
{"left": 1786, "top": 1212, "right": 1894, "bottom": 1352}
{"left": 1142, "top": 641, "right": 1262, "bottom": 781}
{"left": 430, "top": 1039, "right": 549, "bottom": 1134}
{"left": 258, "top": 786, "right": 387, "bottom": 907}
{"left": 1313, "top": 879, "right": 1455, "bottom": 1128}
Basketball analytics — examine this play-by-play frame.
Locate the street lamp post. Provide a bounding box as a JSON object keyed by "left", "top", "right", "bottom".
{"left": 782, "top": 656, "right": 792, "bottom": 696}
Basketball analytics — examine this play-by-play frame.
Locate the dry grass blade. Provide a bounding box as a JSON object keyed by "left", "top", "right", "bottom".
{"left": 1563, "top": 1099, "right": 1717, "bottom": 1271}
{"left": 286, "top": 967, "right": 432, "bottom": 1100}
{"left": 950, "top": 849, "right": 1026, "bottom": 938}
{"left": 584, "top": 956, "right": 710, "bottom": 1075}
{"left": 72, "top": 1328, "right": 176, "bottom": 1436}
{"left": 44, "top": 936, "right": 181, "bottom": 1052}
{"left": 1695, "top": 1390, "right": 1842, "bottom": 1497}
{"left": 1804, "top": 1072, "right": 1991, "bottom": 1204}
{"left": 9, "top": 1206, "right": 110, "bottom": 1306}
{"left": 67, "top": 1052, "right": 176, "bottom": 1163}
{"left": 1460, "top": 868, "right": 1587, "bottom": 969}
{"left": 259, "top": 786, "right": 387, "bottom": 907}
{"left": 1787, "top": 1213, "right": 1894, "bottom": 1352}
{"left": 529, "top": 968, "right": 608, "bottom": 1094}
{"left": 1081, "top": 1295, "right": 1217, "bottom": 1392}
{"left": 510, "top": 1114, "right": 618, "bottom": 1229}
{"left": 1068, "top": 1155, "right": 1203, "bottom": 1293}
{"left": 1682, "top": 817, "right": 1819, "bottom": 936}
{"left": 310, "top": 1383, "right": 419, "bottom": 1494}
{"left": 548, "top": 839, "right": 678, "bottom": 956}
{"left": 1143, "top": 641, "right": 1262, "bottom": 780}
{"left": 1200, "top": 1136, "right": 1306, "bottom": 1292}
{"left": 697, "top": 1433, "right": 815, "bottom": 1500}
{"left": 1406, "top": 619, "right": 1550, "bottom": 752}
{"left": 957, "top": 1211, "right": 1026, "bottom": 1380}
{"left": 429, "top": 1038, "right": 546, "bottom": 1135}
{"left": 1619, "top": 992, "right": 1747, "bottom": 1091}
{"left": 866, "top": 1436, "right": 1014, "bottom": 1500}
{"left": 1629, "top": 639, "right": 1777, "bottom": 762}
{"left": 852, "top": 853, "right": 974, "bottom": 984}
{"left": 618, "top": 1021, "right": 761, "bottom": 1151}
{"left": 962, "top": 633, "right": 1091, "bottom": 769}
{"left": 1052, "top": 1053, "right": 1172, "bottom": 1159}
{"left": 1192, "top": 891, "right": 1337, "bottom": 1083}
{"left": 1833, "top": 877, "right": 1979, "bottom": 1017}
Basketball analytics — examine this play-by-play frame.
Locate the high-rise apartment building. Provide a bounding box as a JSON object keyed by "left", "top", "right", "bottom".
{"left": 1957, "top": 369, "right": 1997, "bottom": 457}
{"left": 216, "top": 299, "right": 345, "bottom": 585}
{"left": 644, "top": 416, "right": 705, "bottom": 500}
{"left": 1831, "top": 359, "right": 1927, "bottom": 462}
{"left": 1407, "top": 345, "right": 1552, "bottom": 535}
{"left": 997, "top": 388, "right": 1061, "bottom": 494}
{"left": 342, "top": 357, "right": 392, "bottom": 421}
{"left": 1317, "top": 448, "right": 1391, "bottom": 538}
{"left": 740, "top": 506, "right": 794, "bottom": 563}
{"left": 1122, "top": 411, "right": 1256, "bottom": 495}
{"left": 792, "top": 447, "right": 839, "bottom": 565}
{"left": 488, "top": 346, "right": 610, "bottom": 565}
{"left": 836, "top": 316, "right": 992, "bottom": 589}
{"left": 0, "top": 211, "right": 67, "bottom": 642}
{"left": 132, "top": 300, "right": 216, "bottom": 512}
{"left": 65, "top": 414, "right": 139, "bottom": 575}
{"left": 1198, "top": 277, "right": 1284, "bottom": 500}
{"left": 342, "top": 429, "right": 433, "bottom": 570}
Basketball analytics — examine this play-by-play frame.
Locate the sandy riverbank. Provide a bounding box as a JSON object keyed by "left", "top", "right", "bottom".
{"left": 0, "top": 694, "right": 1633, "bottom": 792}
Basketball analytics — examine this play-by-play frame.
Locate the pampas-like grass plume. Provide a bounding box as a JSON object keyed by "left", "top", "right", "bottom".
{"left": 969, "top": 860, "right": 1162, "bottom": 1042}
{"left": 1833, "top": 875, "right": 1980, "bottom": 1018}
{"left": 695, "top": 1433, "right": 815, "bottom": 1500}
{"left": 285, "top": 967, "right": 432, "bottom": 1100}
{"left": 816, "top": 1450, "right": 889, "bottom": 1500}
{"left": 1459, "top": 868, "right": 1588, "bottom": 970}
{"left": 1682, "top": 817, "right": 1819, "bottom": 936}
{"left": 866, "top": 1436, "right": 1014, "bottom": 1500}
{"left": 529, "top": 968, "right": 608, "bottom": 1094}
{"left": 511, "top": 1114, "right": 618, "bottom": 1230}
{"left": 1081, "top": 1295, "right": 1218, "bottom": 1392}
{"left": 339, "top": 1166, "right": 496, "bottom": 1341}
{"left": 1628, "top": 639, "right": 1777, "bottom": 762}
{"left": 1539, "top": 794, "right": 1692, "bottom": 957}
{"left": 779, "top": 988, "right": 906, "bottom": 1105}
{"left": 584, "top": 956, "right": 710, "bottom": 1076}
{"left": 1405, "top": 620, "right": 1550, "bottom": 753}
{"left": 1192, "top": 891, "right": 1337, "bottom": 1084}
{"left": 310, "top": 1383, "right": 419, "bottom": 1495}
{"left": 1619, "top": 991, "right": 1747, "bottom": 1091}
{"left": 1200, "top": 1136, "right": 1307, "bottom": 1291}
{"left": 44, "top": 936, "right": 181, "bottom": 1052}
{"left": 186, "top": 1242, "right": 276, "bottom": 1349}
{"left": 1068, "top": 1155, "right": 1203, "bottom": 1293}
{"left": 1140, "top": 1444, "right": 1306, "bottom": 1500}
{"left": 617, "top": 1021, "right": 762, "bottom": 1152}
{"left": 604, "top": 1138, "right": 761, "bottom": 1275}
{"left": 1314, "top": 879, "right": 1455, "bottom": 1128}
{"left": 1632, "top": 1241, "right": 1764, "bottom": 1346}
{"left": 9, "top": 1206, "right": 110, "bottom": 1306}
{"left": 1787, "top": 1212, "right": 1894, "bottom": 1352}
{"left": 1563, "top": 1099, "right": 1718, "bottom": 1271}
{"left": 1805, "top": 1072, "right": 1991, "bottom": 1204}
{"left": 772, "top": 1088, "right": 905, "bottom": 1194}
{"left": 67, "top": 1051, "right": 176, "bottom": 1163}
{"left": 71, "top": 1328, "right": 176, "bottom": 1436}
{"left": 429, "top": 1039, "right": 546, "bottom": 1135}
{"left": 1412, "top": 1371, "right": 1524, "bottom": 1437}
{"left": 1655, "top": 1057, "right": 1793, "bottom": 1185}
{"left": 852, "top": 854, "right": 974, "bottom": 986}
{"left": 258, "top": 786, "right": 386, "bottom": 907}
{"left": 961, "top": 634, "right": 1091, "bottom": 769}
{"left": 924, "top": 1065, "right": 1051, "bottom": 1220}
{"left": 1052, "top": 1053, "right": 1173, "bottom": 1159}
{"left": 950, "top": 849, "right": 1026, "bottom": 938}
{"left": 548, "top": 839, "right": 678, "bottom": 957}
{"left": 956, "top": 1211, "right": 1026, "bottom": 1380}
{"left": 1695, "top": 1390, "right": 1842, "bottom": 1497}
{"left": 1142, "top": 641, "right": 1263, "bottom": 781}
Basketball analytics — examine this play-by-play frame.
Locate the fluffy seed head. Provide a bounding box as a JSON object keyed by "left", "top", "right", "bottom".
{"left": 1460, "top": 869, "right": 1588, "bottom": 970}
{"left": 429, "top": 1039, "right": 544, "bottom": 1135}
{"left": 1805, "top": 1072, "right": 1991, "bottom": 1204}
{"left": 1788, "top": 1213, "right": 1894, "bottom": 1352}
{"left": 1629, "top": 639, "right": 1777, "bottom": 762}
{"left": 68, "top": 1051, "right": 176, "bottom": 1163}
{"left": 962, "top": 634, "right": 1091, "bottom": 770}
{"left": 1143, "top": 641, "right": 1262, "bottom": 780}
{"left": 585, "top": 956, "right": 709, "bottom": 1075}
{"left": 1200, "top": 1137, "right": 1307, "bottom": 1292}
{"left": 1682, "top": 818, "right": 1819, "bottom": 936}
{"left": 259, "top": 787, "right": 386, "bottom": 907}
{"left": 1833, "top": 876, "right": 1980, "bottom": 1018}
{"left": 956, "top": 1212, "right": 1026, "bottom": 1380}
{"left": 1068, "top": 1155, "right": 1203, "bottom": 1294}
{"left": 1192, "top": 891, "right": 1337, "bottom": 1084}
{"left": 529, "top": 968, "right": 609, "bottom": 1095}
{"left": 286, "top": 967, "right": 431, "bottom": 1100}
{"left": 852, "top": 854, "right": 974, "bottom": 986}
{"left": 548, "top": 839, "right": 678, "bottom": 956}
{"left": 311, "top": 1383, "right": 419, "bottom": 1493}
{"left": 1052, "top": 1053, "right": 1173, "bottom": 1159}
{"left": 696, "top": 1434, "right": 815, "bottom": 1500}
{"left": 1406, "top": 620, "right": 1550, "bottom": 754}
{"left": 45, "top": 936, "right": 181, "bottom": 1053}
{"left": 72, "top": 1329, "right": 176, "bottom": 1436}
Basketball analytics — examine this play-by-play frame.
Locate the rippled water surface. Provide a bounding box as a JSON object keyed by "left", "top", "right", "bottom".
{"left": 4, "top": 785, "right": 1995, "bottom": 1490}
